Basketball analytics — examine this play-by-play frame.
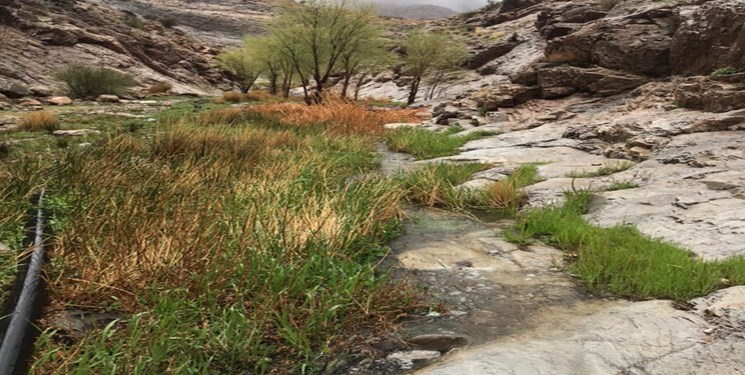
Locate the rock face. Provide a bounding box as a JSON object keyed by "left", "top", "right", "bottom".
{"left": 674, "top": 74, "right": 745, "bottom": 113}
{"left": 671, "top": 0, "right": 745, "bottom": 75}
{"left": 0, "top": 0, "right": 235, "bottom": 97}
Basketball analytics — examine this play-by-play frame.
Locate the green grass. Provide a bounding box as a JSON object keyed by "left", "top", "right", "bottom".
{"left": 712, "top": 67, "right": 740, "bottom": 76}
{"left": 386, "top": 127, "right": 494, "bottom": 160}
{"left": 606, "top": 180, "right": 638, "bottom": 191}
{"left": 566, "top": 161, "right": 635, "bottom": 178}
{"left": 506, "top": 190, "right": 745, "bottom": 301}
{"left": 21, "top": 107, "right": 419, "bottom": 374}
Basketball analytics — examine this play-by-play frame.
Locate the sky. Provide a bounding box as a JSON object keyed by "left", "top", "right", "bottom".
{"left": 369, "top": 0, "right": 489, "bottom": 12}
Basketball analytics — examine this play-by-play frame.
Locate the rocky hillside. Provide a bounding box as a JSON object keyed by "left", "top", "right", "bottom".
{"left": 0, "top": 0, "right": 271, "bottom": 98}
{"left": 96, "top": 0, "right": 284, "bottom": 46}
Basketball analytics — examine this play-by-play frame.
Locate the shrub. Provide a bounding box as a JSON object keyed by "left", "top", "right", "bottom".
{"left": 122, "top": 12, "right": 143, "bottom": 29}
{"left": 55, "top": 65, "right": 136, "bottom": 99}
{"left": 19, "top": 111, "right": 59, "bottom": 132}
{"left": 221, "top": 92, "right": 243, "bottom": 103}
{"left": 712, "top": 67, "right": 739, "bottom": 76}
{"left": 147, "top": 82, "right": 172, "bottom": 95}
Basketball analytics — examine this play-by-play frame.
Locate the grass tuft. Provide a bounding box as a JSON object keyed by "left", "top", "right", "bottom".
{"left": 607, "top": 180, "right": 638, "bottom": 191}
{"left": 55, "top": 65, "right": 136, "bottom": 99}
{"left": 386, "top": 127, "right": 494, "bottom": 160}
{"left": 507, "top": 189, "right": 745, "bottom": 301}
{"left": 147, "top": 82, "right": 172, "bottom": 94}
{"left": 19, "top": 111, "right": 59, "bottom": 132}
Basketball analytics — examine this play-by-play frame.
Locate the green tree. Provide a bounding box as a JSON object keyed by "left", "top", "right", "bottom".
{"left": 217, "top": 45, "right": 264, "bottom": 93}
{"left": 268, "top": 0, "right": 381, "bottom": 104}
{"left": 402, "top": 29, "right": 469, "bottom": 105}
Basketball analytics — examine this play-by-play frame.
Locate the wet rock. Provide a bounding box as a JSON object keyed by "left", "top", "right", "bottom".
{"left": 670, "top": 0, "right": 745, "bottom": 75}
{"left": 96, "top": 94, "right": 120, "bottom": 103}
{"left": 387, "top": 350, "right": 440, "bottom": 370}
{"left": 47, "top": 96, "right": 73, "bottom": 106}
{"left": 406, "top": 334, "right": 469, "bottom": 352}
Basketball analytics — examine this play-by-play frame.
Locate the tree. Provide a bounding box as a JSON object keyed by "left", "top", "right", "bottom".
{"left": 217, "top": 45, "right": 264, "bottom": 93}
{"left": 267, "top": 0, "right": 381, "bottom": 104}
{"left": 402, "top": 29, "right": 469, "bottom": 106}
{"left": 338, "top": 32, "right": 392, "bottom": 100}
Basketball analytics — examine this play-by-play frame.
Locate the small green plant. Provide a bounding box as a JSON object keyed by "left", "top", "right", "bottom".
{"left": 711, "top": 67, "right": 739, "bottom": 76}
{"left": 606, "top": 180, "right": 638, "bottom": 191}
{"left": 122, "top": 12, "right": 143, "bottom": 29}
{"left": 397, "top": 162, "right": 487, "bottom": 208}
{"left": 55, "top": 65, "right": 136, "bottom": 99}
{"left": 566, "top": 161, "right": 635, "bottom": 178}
{"left": 0, "top": 141, "right": 10, "bottom": 158}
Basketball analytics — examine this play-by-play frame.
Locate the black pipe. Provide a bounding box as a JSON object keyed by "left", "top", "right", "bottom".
{"left": 0, "top": 189, "right": 48, "bottom": 374}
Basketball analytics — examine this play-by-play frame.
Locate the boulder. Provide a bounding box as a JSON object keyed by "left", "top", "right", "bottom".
{"left": 671, "top": 0, "right": 745, "bottom": 75}
{"left": 674, "top": 75, "right": 745, "bottom": 112}
{"left": 0, "top": 82, "right": 30, "bottom": 98}
{"left": 19, "top": 98, "right": 42, "bottom": 106}
{"left": 545, "top": 6, "right": 676, "bottom": 77}
{"left": 478, "top": 84, "right": 540, "bottom": 110}
{"left": 47, "top": 96, "right": 73, "bottom": 106}
{"left": 96, "top": 94, "right": 120, "bottom": 103}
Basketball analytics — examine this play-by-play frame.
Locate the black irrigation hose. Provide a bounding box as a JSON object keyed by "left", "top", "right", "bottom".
{"left": 0, "top": 189, "right": 49, "bottom": 375}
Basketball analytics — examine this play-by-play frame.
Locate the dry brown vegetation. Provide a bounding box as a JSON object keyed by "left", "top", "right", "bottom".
{"left": 147, "top": 82, "right": 173, "bottom": 94}
{"left": 19, "top": 111, "right": 59, "bottom": 132}
{"left": 249, "top": 100, "right": 420, "bottom": 136}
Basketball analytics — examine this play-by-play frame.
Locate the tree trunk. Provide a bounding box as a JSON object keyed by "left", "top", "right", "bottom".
{"left": 407, "top": 76, "right": 421, "bottom": 106}
{"left": 353, "top": 72, "right": 368, "bottom": 101}
{"left": 340, "top": 72, "right": 352, "bottom": 99}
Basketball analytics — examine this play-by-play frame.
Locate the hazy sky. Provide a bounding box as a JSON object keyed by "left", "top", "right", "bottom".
{"left": 370, "top": 0, "right": 488, "bottom": 12}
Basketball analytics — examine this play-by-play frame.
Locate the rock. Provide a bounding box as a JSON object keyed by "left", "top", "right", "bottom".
{"left": 536, "top": 3, "right": 608, "bottom": 39}
{"left": 19, "top": 98, "right": 42, "bottom": 107}
{"left": 30, "top": 86, "right": 54, "bottom": 97}
{"left": 0, "top": 242, "right": 11, "bottom": 256}
{"left": 670, "top": 0, "right": 745, "bottom": 75}
{"left": 478, "top": 84, "right": 540, "bottom": 110}
{"left": 0, "top": 82, "right": 30, "bottom": 98}
{"left": 47, "top": 96, "right": 73, "bottom": 106}
{"left": 0, "top": 102, "right": 11, "bottom": 111}
{"left": 674, "top": 75, "right": 745, "bottom": 112}
{"left": 387, "top": 350, "right": 440, "bottom": 370}
{"left": 384, "top": 123, "right": 420, "bottom": 130}
{"left": 467, "top": 41, "right": 520, "bottom": 69}
{"left": 545, "top": 5, "right": 676, "bottom": 77}
{"left": 0, "top": 116, "right": 19, "bottom": 126}
{"left": 406, "top": 334, "right": 470, "bottom": 352}
{"left": 53, "top": 129, "right": 102, "bottom": 137}
{"left": 537, "top": 65, "right": 648, "bottom": 98}
{"left": 485, "top": 111, "right": 509, "bottom": 123}
{"left": 96, "top": 95, "right": 120, "bottom": 103}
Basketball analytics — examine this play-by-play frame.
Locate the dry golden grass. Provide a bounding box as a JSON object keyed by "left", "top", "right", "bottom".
{"left": 194, "top": 107, "right": 256, "bottom": 126}
{"left": 480, "top": 181, "right": 526, "bottom": 209}
{"left": 250, "top": 100, "right": 419, "bottom": 136}
{"left": 19, "top": 111, "right": 59, "bottom": 132}
{"left": 220, "top": 91, "right": 244, "bottom": 103}
{"left": 147, "top": 82, "right": 172, "bottom": 94}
